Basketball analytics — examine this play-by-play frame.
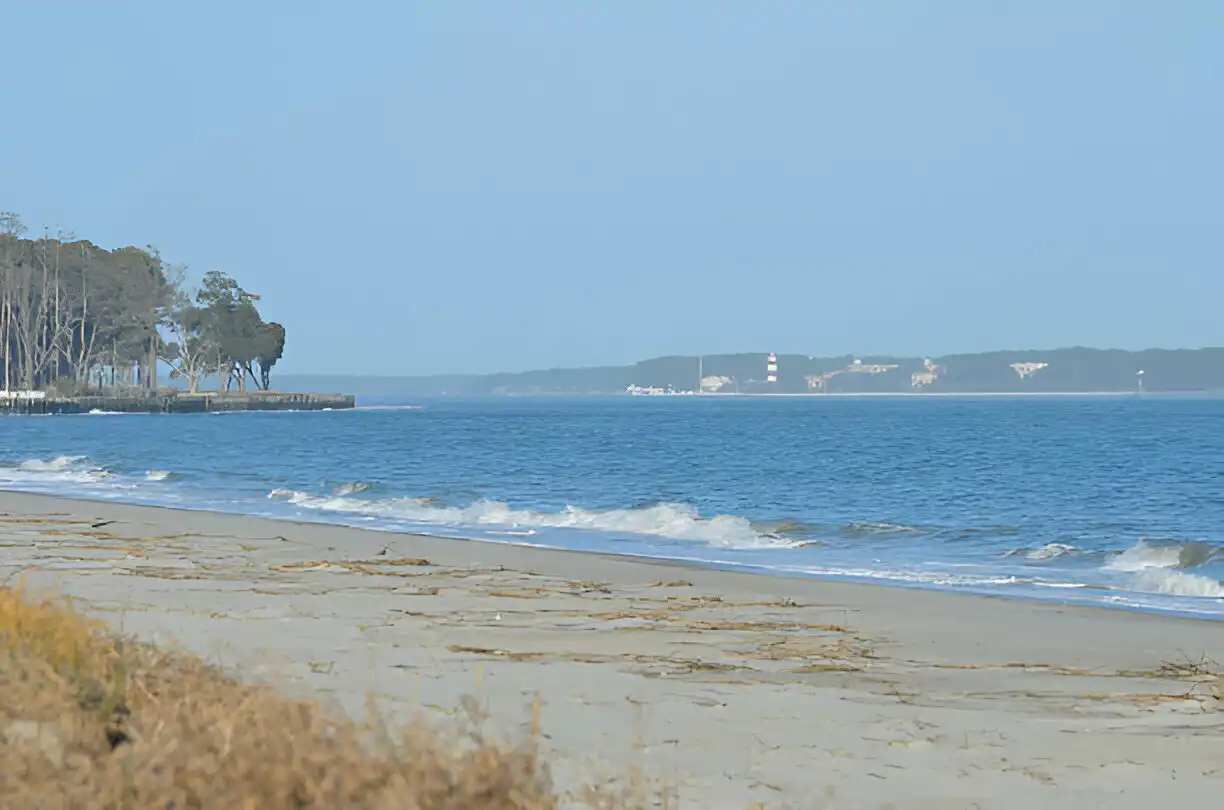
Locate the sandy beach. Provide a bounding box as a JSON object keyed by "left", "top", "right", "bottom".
{"left": 2, "top": 491, "right": 1223, "bottom": 808}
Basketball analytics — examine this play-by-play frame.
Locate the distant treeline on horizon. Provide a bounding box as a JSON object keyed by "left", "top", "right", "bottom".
{"left": 277, "top": 347, "right": 1224, "bottom": 398}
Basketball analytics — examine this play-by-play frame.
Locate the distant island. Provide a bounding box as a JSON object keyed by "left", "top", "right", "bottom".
{"left": 0, "top": 210, "right": 350, "bottom": 414}
{"left": 280, "top": 347, "right": 1224, "bottom": 398}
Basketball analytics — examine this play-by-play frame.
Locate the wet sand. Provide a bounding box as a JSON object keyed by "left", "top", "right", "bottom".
{"left": 2, "top": 491, "right": 1222, "bottom": 808}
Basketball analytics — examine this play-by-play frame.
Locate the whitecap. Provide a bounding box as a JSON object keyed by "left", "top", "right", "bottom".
{"left": 1105, "top": 540, "right": 1218, "bottom": 572}
{"left": 1, "top": 455, "right": 111, "bottom": 485}
{"left": 333, "top": 481, "right": 374, "bottom": 497}
{"left": 266, "top": 490, "right": 796, "bottom": 549}
{"left": 18, "top": 455, "right": 87, "bottom": 472}
{"left": 781, "top": 564, "right": 1024, "bottom": 588}
{"left": 1007, "top": 542, "right": 1078, "bottom": 561}
{"left": 1131, "top": 569, "right": 1224, "bottom": 598}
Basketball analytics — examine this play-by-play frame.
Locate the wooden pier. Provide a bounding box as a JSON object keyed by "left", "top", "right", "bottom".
{"left": 0, "top": 391, "right": 355, "bottom": 415}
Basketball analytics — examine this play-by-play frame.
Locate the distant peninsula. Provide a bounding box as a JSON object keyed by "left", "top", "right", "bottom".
{"left": 1, "top": 210, "right": 352, "bottom": 414}
{"left": 280, "top": 347, "right": 1224, "bottom": 398}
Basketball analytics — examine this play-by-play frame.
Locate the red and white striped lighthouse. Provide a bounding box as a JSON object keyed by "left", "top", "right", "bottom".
{"left": 766, "top": 353, "right": 778, "bottom": 384}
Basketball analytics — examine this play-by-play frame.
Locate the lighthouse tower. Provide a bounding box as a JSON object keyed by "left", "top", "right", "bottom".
{"left": 766, "top": 353, "right": 778, "bottom": 384}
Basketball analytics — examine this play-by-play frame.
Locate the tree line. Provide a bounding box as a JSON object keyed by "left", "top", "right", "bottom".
{"left": 0, "top": 211, "right": 285, "bottom": 395}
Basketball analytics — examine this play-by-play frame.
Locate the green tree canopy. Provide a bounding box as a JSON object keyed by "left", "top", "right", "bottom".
{"left": 0, "top": 211, "right": 287, "bottom": 393}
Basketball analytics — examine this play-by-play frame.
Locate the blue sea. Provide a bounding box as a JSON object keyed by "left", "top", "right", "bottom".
{"left": 2, "top": 396, "right": 1223, "bottom": 618}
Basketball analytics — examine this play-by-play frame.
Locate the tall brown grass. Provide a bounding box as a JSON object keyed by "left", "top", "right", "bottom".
{"left": 0, "top": 581, "right": 631, "bottom": 809}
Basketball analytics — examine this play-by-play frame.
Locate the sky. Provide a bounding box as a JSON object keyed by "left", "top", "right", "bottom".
{"left": 1, "top": 1, "right": 1220, "bottom": 376}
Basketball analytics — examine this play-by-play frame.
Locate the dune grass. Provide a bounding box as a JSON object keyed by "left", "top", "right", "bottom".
{"left": 0, "top": 581, "right": 634, "bottom": 809}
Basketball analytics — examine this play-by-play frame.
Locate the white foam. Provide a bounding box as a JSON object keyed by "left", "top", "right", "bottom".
{"left": 18, "top": 455, "right": 87, "bottom": 472}
{"left": 1, "top": 455, "right": 111, "bottom": 485}
{"left": 1106, "top": 540, "right": 1183, "bottom": 572}
{"left": 333, "top": 481, "right": 374, "bottom": 496}
{"left": 266, "top": 490, "right": 795, "bottom": 549}
{"left": 1132, "top": 569, "right": 1224, "bottom": 598}
{"left": 784, "top": 564, "right": 1024, "bottom": 588}
{"left": 1024, "top": 542, "right": 1077, "bottom": 561}
{"left": 145, "top": 470, "right": 173, "bottom": 482}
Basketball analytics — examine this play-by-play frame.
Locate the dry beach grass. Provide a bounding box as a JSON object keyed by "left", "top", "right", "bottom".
{"left": 0, "top": 581, "right": 616, "bottom": 810}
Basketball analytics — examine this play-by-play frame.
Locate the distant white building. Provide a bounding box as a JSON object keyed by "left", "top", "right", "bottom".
{"left": 626, "top": 384, "right": 695, "bottom": 396}
{"left": 849, "top": 358, "right": 898, "bottom": 374}
{"left": 805, "top": 372, "right": 839, "bottom": 390}
{"left": 912, "top": 358, "right": 947, "bottom": 389}
{"left": 1010, "top": 362, "right": 1049, "bottom": 379}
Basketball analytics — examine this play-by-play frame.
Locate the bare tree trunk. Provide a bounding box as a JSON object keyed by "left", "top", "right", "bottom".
{"left": 149, "top": 333, "right": 158, "bottom": 392}
{"left": 1, "top": 290, "right": 9, "bottom": 392}
{"left": 244, "top": 362, "right": 262, "bottom": 390}
{"left": 1, "top": 287, "right": 9, "bottom": 392}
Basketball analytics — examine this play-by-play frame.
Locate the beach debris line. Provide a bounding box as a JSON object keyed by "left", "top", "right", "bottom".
{"left": 269, "top": 556, "right": 433, "bottom": 575}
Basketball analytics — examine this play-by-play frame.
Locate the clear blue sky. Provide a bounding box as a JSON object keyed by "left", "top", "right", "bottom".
{"left": 2, "top": 2, "right": 1220, "bottom": 376}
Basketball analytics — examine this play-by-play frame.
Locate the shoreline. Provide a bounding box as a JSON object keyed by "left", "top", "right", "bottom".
{"left": 4, "top": 490, "right": 1224, "bottom": 806}
{"left": 399, "top": 390, "right": 1220, "bottom": 399}
{"left": 630, "top": 390, "right": 1159, "bottom": 398}
{"left": 2, "top": 488, "right": 1218, "bottom": 622}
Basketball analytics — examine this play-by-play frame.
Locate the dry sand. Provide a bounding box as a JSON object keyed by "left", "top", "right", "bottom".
{"left": 2, "top": 490, "right": 1222, "bottom": 808}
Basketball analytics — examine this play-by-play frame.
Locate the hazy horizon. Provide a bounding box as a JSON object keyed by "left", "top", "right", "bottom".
{"left": 273, "top": 343, "right": 1222, "bottom": 381}
{"left": 4, "top": 2, "right": 1220, "bottom": 376}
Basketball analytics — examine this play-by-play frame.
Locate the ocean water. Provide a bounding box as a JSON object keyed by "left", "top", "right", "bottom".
{"left": 2, "top": 396, "right": 1223, "bottom": 618}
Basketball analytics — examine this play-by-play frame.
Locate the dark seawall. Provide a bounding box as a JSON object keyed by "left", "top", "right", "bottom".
{"left": 0, "top": 392, "right": 355, "bottom": 415}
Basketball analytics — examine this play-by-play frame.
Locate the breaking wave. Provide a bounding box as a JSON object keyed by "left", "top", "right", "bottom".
{"left": 332, "top": 481, "right": 376, "bottom": 496}
{"left": 1104, "top": 540, "right": 1224, "bottom": 600}
{"left": 267, "top": 489, "right": 796, "bottom": 549}
{"left": 19, "top": 455, "right": 87, "bottom": 472}
{"left": 1006, "top": 542, "right": 1079, "bottom": 561}
{"left": 1106, "top": 539, "right": 1223, "bottom": 572}
{"left": 0, "top": 455, "right": 173, "bottom": 490}
{"left": 0, "top": 455, "right": 112, "bottom": 485}
{"left": 1131, "top": 569, "right": 1224, "bottom": 598}
{"left": 751, "top": 518, "right": 816, "bottom": 537}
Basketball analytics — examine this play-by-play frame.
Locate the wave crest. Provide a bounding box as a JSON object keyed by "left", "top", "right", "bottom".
{"left": 1, "top": 455, "right": 111, "bottom": 484}
{"left": 1131, "top": 569, "right": 1224, "bottom": 598}
{"left": 1106, "top": 540, "right": 1222, "bottom": 572}
{"left": 1006, "top": 542, "right": 1078, "bottom": 561}
{"left": 266, "top": 490, "right": 794, "bottom": 549}
{"left": 333, "top": 481, "right": 376, "bottom": 496}
{"left": 18, "top": 455, "right": 88, "bottom": 472}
